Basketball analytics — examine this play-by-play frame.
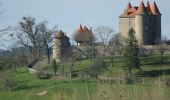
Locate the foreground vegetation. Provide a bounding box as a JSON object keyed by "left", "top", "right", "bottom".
{"left": 0, "top": 54, "right": 170, "bottom": 100}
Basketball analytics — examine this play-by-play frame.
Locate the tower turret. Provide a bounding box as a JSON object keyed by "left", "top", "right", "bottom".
{"left": 135, "top": 1, "right": 147, "bottom": 45}
{"left": 146, "top": 1, "right": 153, "bottom": 44}
{"left": 126, "top": 2, "right": 132, "bottom": 10}
{"left": 119, "top": 2, "right": 136, "bottom": 39}
{"left": 52, "top": 30, "right": 70, "bottom": 62}
{"left": 151, "top": 0, "right": 161, "bottom": 44}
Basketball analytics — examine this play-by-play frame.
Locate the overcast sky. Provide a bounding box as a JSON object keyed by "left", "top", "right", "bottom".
{"left": 0, "top": 0, "right": 169, "bottom": 49}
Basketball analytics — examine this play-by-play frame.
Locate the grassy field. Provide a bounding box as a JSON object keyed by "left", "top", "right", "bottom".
{"left": 0, "top": 55, "right": 170, "bottom": 100}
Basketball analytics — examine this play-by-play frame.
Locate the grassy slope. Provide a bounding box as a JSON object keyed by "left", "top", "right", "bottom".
{"left": 0, "top": 55, "right": 170, "bottom": 100}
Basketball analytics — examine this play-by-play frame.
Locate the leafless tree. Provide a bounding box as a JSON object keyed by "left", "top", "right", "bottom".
{"left": 37, "top": 21, "right": 57, "bottom": 63}
{"left": 108, "top": 33, "right": 123, "bottom": 67}
{"left": 13, "top": 16, "right": 56, "bottom": 64}
{"left": 159, "top": 38, "right": 168, "bottom": 64}
{"left": 110, "top": 33, "right": 123, "bottom": 55}
{"left": 15, "top": 16, "right": 42, "bottom": 60}
{"left": 60, "top": 47, "right": 75, "bottom": 78}
{"left": 153, "top": 37, "right": 167, "bottom": 64}
{"left": 94, "top": 26, "right": 114, "bottom": 61}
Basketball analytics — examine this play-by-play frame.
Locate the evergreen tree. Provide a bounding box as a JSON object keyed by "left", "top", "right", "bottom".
{"left": 123, "top": 28, "right": 140, "bottom": 75}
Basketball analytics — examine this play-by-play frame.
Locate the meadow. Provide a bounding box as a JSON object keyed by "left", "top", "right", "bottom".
{"left": 0, "top": 54, "right": 170, "bottom": 100}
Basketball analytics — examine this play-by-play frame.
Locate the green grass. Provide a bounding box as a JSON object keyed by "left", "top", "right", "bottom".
{"left": 0, "top": 54, "right": 170, "bottom": 100}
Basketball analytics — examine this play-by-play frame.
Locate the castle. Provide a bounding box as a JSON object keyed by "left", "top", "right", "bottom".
{"left": 52, "top": 1, "right": 162, "bottom": 62}
{"left": 119, "top": 1, "right": 161, "bottom": 45}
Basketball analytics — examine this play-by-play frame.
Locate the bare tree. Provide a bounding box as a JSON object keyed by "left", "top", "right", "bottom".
{"left": 15, "top": 16, "right": 42, "bottom": 60}
{"left": 154, "top": 37, "right": 167, "bottom": 64}
{"left": 108, "top": 33, "right": 123, "bottom": 67}
{"left": 159, "top": 38, "right": 167, "bottom": 64}
{"left": 60, "top": 47, "right": 75, "bottom": 78}
{"left": 37, "top": 21, "right": 57, "bottom": 63}
{"left": 94, "top": 26, "right": 114, "bottom": 61}
{"left": 13, "top": 16, "right": 56, "bottom": 64}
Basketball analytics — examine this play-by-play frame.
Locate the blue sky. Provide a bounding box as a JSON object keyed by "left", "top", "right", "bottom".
{"left": 0, "top": 0, "right": 169, "bottom": 49}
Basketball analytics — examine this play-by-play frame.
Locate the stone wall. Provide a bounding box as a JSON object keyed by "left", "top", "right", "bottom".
{"left": 119, "top": 14, "right": 161, "bottom": 45}
{"left": 119, "top": 17, "right": 135, "bottom": 39}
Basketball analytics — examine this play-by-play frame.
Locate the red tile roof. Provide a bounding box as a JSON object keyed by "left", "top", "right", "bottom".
{"left": 77, "top": 24, "right": 84, "bottom": 33}
{"left": 119, "top": 7, "right": 137, "bottom": 17}
{"left": 126, "top": 2, "right": 132, "bottom": 10}
{"left": 146, "top": 1, "right": 152, "bottom": 15}
{"left": 77, "top": 25, "right": 90, "bottom": 33}
{"left": 151, "top": 1, "right": 161, "bottom": 15}
{"left": 119, "top": 1, "right": 161, "bottom": 18}
{"left": 75, "top": 25, "right": 92, "bottom": 43}
{"left": 137, "top": 1, "right": 146, "bottom": 14}
{"left": 83, "top": 26, "right": 89, "bottom": 31}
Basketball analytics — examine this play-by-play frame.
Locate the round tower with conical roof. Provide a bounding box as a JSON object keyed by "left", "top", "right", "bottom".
{"left": 52, "top": 30, "right": 70, "bottom": 62}
{"left": 119, "top": 2, "right": 136, "bottom": 39}
{"left": 135, "top": 1, "right": 147, "bottom": 45}
{"left": 146, "top": 1, "right": 153, "bottom": 44}
{"left": 75, "top": 24, "right": 93, "bottom": 46}
{"left": 151, "top": 0, "right": 161, "bottom": 44}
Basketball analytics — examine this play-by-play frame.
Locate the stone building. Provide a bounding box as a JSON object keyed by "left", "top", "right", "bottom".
{"left": 74, "top": 24, "right": 93, "bottom": 46}
{"left": 52, "top": 30, "right": 70, "bottom": 62}
{"left": 119, "top": 1, "right": 161, "bottom": 45}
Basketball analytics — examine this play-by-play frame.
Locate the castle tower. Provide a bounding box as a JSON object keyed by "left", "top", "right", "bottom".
{"left": 52, "top": 30, "right": 70, "bottom": 62}
{"left": 146, "top": 1, "right": 154, "bottom": 44}
{"left": 119, "top": 2, "right": 136, "bottom": 39}
{"left": 135, "top": 1, "right": 147, "bottom": 45}
{"left": 75, "top": 25, "right": 93, "bottom": 46}
{"left": 151, "top": 1, "right": 161, "bottom": 44}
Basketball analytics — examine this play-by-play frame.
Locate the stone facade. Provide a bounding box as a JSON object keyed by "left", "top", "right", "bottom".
{"left": 119, "top": 1, "right": 161, "bottom": 45}
{"left": 52, "top": 30, "right": 70, "bottom": 62}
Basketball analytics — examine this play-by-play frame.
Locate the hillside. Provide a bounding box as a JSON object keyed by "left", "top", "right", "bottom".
{"left": 0, "top": 55, "right": 170, "bottom": 100}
